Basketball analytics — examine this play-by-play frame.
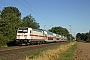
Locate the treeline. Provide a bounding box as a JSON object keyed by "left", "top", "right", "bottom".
{"left": 76, "top": 31, "right": 90, "bottom": 42}
{"left": 0, "top": 6, "right": 40, "bottom": 47}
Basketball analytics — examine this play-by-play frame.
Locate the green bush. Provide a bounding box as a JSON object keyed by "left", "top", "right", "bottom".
{"left": 0, "top": 34, "right": 9, "bottom": 47}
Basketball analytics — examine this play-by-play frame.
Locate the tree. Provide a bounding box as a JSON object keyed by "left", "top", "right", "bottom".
{"left": 0, "top": 6, "right": 40, "bottom": 46}
{"left": 76, "top": 33, "right": 88, "bottom": 42}
{"left": 49, "top": 26, "right": 69, "bottom": 36}
{"left": 0, "top": 6, "right": 21, "bottom": 42}
{"left": 76, "top": 33, "right": 82, "bottom": 41}
{"left": 86, "top": 33, "right": 90, "bottom": 42}
{"left": 21, "top": 14, "right": 40, "bottom": 29}
{"left": 0, "top": 34, "right": 9, "bottom": 47}
{"left": 1, "top": 6, "right": 21, "bottom": 19}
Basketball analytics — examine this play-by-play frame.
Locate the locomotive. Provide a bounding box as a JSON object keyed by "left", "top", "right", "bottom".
{"left": 16, "top": 27, "right": 67, "bottom": 45}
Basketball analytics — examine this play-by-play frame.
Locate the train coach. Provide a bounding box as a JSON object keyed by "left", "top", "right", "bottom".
{"left": 16, "top": 27, "right": 67, "bottom": 45}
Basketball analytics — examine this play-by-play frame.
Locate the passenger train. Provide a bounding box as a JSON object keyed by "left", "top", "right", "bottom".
{"left": 16, "top": 27, "right": 67, "bottom": 45}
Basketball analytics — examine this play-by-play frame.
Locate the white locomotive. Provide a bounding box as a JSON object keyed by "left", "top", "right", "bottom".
{"left": 16, "top": 27, "right": 67, "bottom": 45}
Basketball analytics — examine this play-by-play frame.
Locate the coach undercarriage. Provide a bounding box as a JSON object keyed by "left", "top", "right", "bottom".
{"left": 16, "top": 39, "right": 46, "bottom": 45}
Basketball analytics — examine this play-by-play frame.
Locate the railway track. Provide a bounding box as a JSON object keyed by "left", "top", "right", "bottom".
{"left": 0, "top": 42, "right": 69, "bottom": 60}
{"left": 0, "top": 42, "right": 67, "bottom": 52}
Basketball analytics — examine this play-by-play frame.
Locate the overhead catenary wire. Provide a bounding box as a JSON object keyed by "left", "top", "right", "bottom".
{"left": 23, "top": 0, "right": 53, "bottom": 29}
{"left": 15, "top": 0, "right": 52, "bottom": 24}
{"left": 23, "top": 0, "right": 52, "bottom": 24}
{"left": 0, "top": 0, "right": 45, "bottom": 29}
{"left": 15, "top": 0, "right": 53, "bottom": 30}
{"left": 0, "top": 0, "right": 53, "bottom": 30}
{"left": 0, "top": 1, "right": 7, "bottom": 6}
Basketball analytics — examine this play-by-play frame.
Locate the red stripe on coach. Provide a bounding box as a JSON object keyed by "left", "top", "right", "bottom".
{"left": 30, "top": 34, "right": 38, "bottom": 36}
{"left": 39, "top": 36, "right": 45, "bottom": 37}
{"left": 24, "top": 35, "right": 27, "bottom": 36}
{"left": 17, "top": 35, "right": 21, "bottom": 36}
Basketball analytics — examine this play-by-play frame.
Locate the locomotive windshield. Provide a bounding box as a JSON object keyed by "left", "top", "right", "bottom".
{"left": 17, "top": 28, "right": 28, "bottom": 33}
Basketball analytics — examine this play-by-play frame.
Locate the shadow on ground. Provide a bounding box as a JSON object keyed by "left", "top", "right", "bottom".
{"left": 7, "top": 40, "right": 17, "bottom": 46}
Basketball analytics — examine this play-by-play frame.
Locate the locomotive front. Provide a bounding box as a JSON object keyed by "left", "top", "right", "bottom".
{"left": 16, "top": 27, "right": 32, "bottom": 45}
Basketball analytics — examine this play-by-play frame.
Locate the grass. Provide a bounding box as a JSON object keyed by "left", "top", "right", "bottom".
{"left": 0, "top": 56, "right": 6, "bottom": 60}
{"left": 57, "top": 42, "right": 77, "bottom": 60}
{"left": 27, "top": 42, "right": 76, "bottom": 60}
{"left": 0, "top": 43, "right": 62, "bottom": 60}
{"left": 0, "top": 42, "right": 77, "bottom": 60}
{"left": 19, "top": 44, "right": 61, "bottom": 59}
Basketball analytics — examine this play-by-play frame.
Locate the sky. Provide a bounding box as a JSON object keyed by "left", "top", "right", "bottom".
{"left": 0, "top": 0, "right": 90, "bottom": 36}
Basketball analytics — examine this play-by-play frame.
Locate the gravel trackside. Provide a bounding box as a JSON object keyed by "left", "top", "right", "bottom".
{"left": 74, "top": 42, "right": 90, "bottom": 60}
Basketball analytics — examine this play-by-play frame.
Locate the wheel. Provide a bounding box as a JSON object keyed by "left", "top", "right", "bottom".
{"left": 26, "top": 43, "right": 29, "bottom": 46}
